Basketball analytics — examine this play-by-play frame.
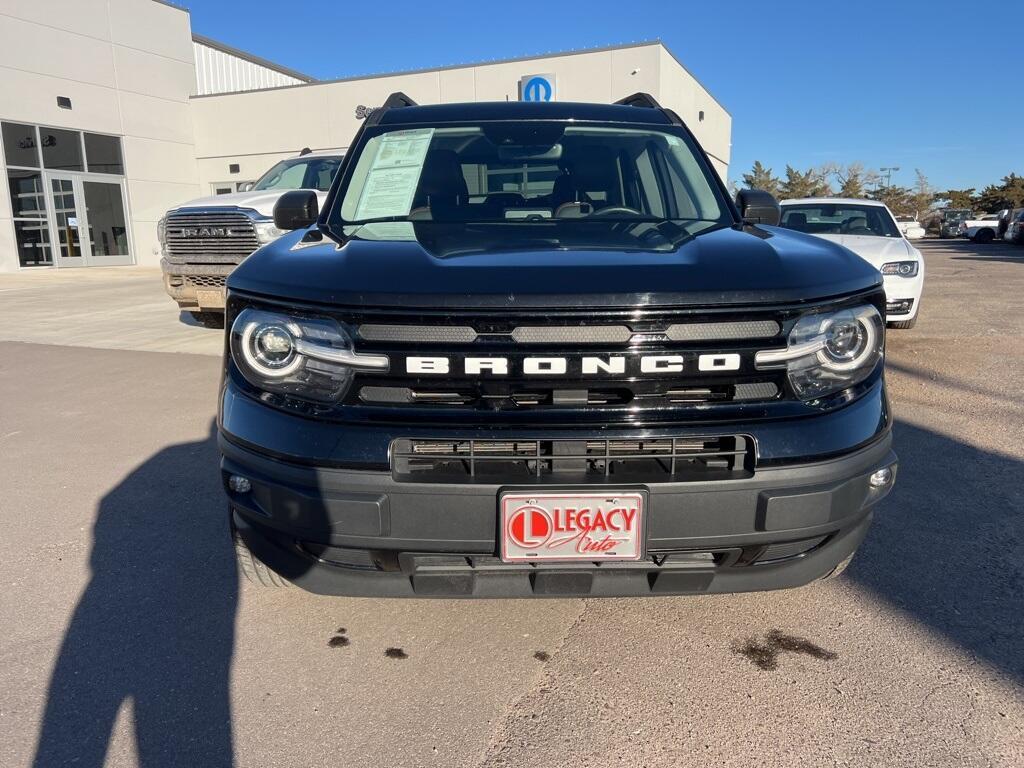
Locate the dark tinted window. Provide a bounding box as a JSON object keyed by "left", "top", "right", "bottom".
{"left": 7, "top": 170, "right": 47, "bottom": 217}
{"left": 84, "top": 133, "right": 124, "bottom": 174}
{"left": 2, "top": 123, "right": 39, "bottom": 167}
{"left": 40, "top": 128, "right": 84, "bottom": 171}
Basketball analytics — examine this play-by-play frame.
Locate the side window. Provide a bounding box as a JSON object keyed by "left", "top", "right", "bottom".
{"left": 276, "top": 163, "right": 307, "bottom": 189}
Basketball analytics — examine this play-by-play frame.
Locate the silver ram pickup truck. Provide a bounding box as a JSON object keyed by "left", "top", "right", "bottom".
{"left": 158, "top": 150, "right": 341, "bottom": 323}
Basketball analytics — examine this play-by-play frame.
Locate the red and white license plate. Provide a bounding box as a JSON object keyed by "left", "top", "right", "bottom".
{"left": 500, "top": 491, "right": 644, "bottom": 563}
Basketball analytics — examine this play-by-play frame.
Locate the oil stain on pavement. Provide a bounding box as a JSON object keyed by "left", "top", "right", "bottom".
{"left": 734, "top": 630, "right": 838, "bottom": 671}
{"left": 328, "top": 628, "right": 350, "bottom": 648}
{"left": 384, "top": 647, "right": 409, "bottom": 660}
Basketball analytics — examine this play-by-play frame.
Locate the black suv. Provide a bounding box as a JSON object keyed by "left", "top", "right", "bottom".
{"left": 219, "top": 93, "right": 897, "bottom": 597}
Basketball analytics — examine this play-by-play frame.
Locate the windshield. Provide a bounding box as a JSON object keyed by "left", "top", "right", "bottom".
{"left": 333, "top": 123, "right": 729, "bottom": 241}
{"left": 253, "top": 156, "right": 342, "bottom": 192}
{"left": 779, "top": 203, "right": 901, "bottom": 238}
{"left": 941, "top": 209, "right": 971, "bottom": 222}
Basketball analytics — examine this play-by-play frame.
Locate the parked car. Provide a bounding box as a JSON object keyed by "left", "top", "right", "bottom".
{"left": 895, "top": 215, "right": 925, "bottom": 239}
{"left": 1007, "top": 209, "right": 1024, "bottom": 244}
{"left": 958, "top": 213, "right": 1002, "bottom": 243}
{"left": 778, "top": 198, "right": 924, "bottom": 329}
{"left": 938, "top": 208, "right": 972, "bottom": 238}
{"left": 158, "top": 150, "right": 343, "bottom": 323}
{"left": 220, "top": 93, "right": 898, "bottom": 598}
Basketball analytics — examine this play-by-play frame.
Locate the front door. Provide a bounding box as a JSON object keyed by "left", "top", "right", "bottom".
{"left": 48, "top": 174, "right": 85, "bottom": 267}
{"left": 46, "top": 174, "right": 134, "bottom": 267}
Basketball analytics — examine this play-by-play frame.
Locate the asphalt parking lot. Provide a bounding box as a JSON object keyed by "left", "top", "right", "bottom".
{"left": 1, "top": 238, "right": 1023, "bottom": 767}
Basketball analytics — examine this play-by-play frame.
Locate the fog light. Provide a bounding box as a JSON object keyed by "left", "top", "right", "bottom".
{"left": 228, "top": 475, "right": 252, "bottom": 493}
{"left": 869, "top": 467, "right": 893, "bottom": 488}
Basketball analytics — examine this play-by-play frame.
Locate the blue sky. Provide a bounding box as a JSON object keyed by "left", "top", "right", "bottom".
{"left": 184, "top": 0, "right": 1017, "bottom": 193}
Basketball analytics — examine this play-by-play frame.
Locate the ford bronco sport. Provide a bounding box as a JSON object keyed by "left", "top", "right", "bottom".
{"left": 220, "top": 93, "right": 898, "bottom": 597}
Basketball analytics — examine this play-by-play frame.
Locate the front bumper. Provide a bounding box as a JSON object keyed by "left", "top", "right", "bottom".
{"left": 222, "top": 430, "right": 897, "bottom": 598}
{"left": 883, "top": 272, "right": 923, "bottom": 319}
{"left": 160, "top": 258, "right": 233, "bottom": 311}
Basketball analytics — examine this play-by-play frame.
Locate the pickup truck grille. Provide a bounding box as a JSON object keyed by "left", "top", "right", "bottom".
{"left": 391, "top": 436, "right": 753, "bottom": 481}
{"left": 165, "top": 210, "right": 259, "bottom": 265}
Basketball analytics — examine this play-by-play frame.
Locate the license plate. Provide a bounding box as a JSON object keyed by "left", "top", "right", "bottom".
{"left": 500, "top": 491, "right": 644, "bottom": 563}
{"left": 195, "top": 288, "right": 224, "bottom": 308}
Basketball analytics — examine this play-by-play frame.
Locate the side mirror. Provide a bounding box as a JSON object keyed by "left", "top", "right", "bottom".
{"left": 238, "top": 181, "right": 254, "bottom": 193}
{"left": 735, "top": 189, "right": 781, "bottom": 226}
{"left": 273, "top": 190, "right": 319, "bottom": 230}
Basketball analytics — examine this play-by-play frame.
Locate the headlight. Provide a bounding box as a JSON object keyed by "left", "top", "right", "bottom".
{"left": 254, "top": 219, "right": 286, "bottom": 244}
{"left": 880, "top": 261, "right": 919, "bottom": 277}
{"left": 157, "top": 216, "right": 167, "bottom": 252}
{"left": 230, "top": 308, "right": 388, "bottom": 402}
{"left": 755, "top": 304, "right": 884, "bottom": 401}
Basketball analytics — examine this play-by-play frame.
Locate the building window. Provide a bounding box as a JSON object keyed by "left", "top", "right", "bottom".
{"left": 2, "top": 121, "right": 130, "bottom": 268}
{"left": 2, "top": 123, "right": 40, "bottom": 168}
{"left": 84, "top": 133, "right": 124, "bottom": 174}
{"left": 40, "top": 127, "right": 84, "bottom": 172}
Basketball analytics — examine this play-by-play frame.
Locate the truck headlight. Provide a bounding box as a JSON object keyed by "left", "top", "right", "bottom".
{"left": 755, "top": 304, "right": 884, "bottom": 401}
{"left": 157, "top": 216, "right": 168, "bottom": 254}
{"left": 254, "top": 219, "right": 286, "bottom": 244}
{"left": 880, "top": 261, "right": 919, "bottom": 277}
{"left": 230, "top": 308, "right": 389, "bottom": 402}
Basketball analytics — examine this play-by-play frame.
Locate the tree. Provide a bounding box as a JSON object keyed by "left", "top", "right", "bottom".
{"left": 975, "top": 175, "right": 1024, "bottom": 213}
{"left": 935, "top": 188, "right": 977, "bottom": 210}
{"left": 827, "top": 163, "right": 880, "bottom": 199}
{"left": 868, "top": 184, "right": 914, "bottom": 214}
{"left": 778, "top": 165, "right": 832, "bottom": 199}
{"left": 910, "top": 169, "right": 936, "bottom": 219}
{"left": 741, "top": 161, "right": 781, "bottom": 197}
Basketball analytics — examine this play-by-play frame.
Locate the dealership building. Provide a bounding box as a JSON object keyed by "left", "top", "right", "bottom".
{"left": 0, "top": 0, "right": 731, "bottom": 274}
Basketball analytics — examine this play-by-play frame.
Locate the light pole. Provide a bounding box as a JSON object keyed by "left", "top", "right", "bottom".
{"left": 880, "top": 166, "right": 900, "bottom": 188}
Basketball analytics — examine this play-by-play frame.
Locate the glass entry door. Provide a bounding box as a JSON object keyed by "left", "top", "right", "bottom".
{"left": 46, "top": 173, "right": 133, "bottom": 267}
{"left": 48, "top": 174, "right": 84, "bottom": 267}
{"left": 82, "top": 180, "right": 131, "bottom": 265}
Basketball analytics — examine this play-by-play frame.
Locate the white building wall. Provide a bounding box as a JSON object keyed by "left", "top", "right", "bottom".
{"left": 0, "top": 0, "right": 202, "bottom": 271}
{"left": 193, "top": 40, "right": 307, "bottom": 96}
{"left": 189, "top": 43, "right": 730, "bottom": 192}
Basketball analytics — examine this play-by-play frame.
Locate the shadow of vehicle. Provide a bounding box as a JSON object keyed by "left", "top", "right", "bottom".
{"left": 33, "top": 422, "right": 239, "bottom": 767}
{"left": 848, "top": 420, "right": 1024, "bottom": 683}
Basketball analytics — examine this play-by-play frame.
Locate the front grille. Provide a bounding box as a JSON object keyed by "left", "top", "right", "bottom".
{"left": 186, "top": 274, "right": 227, "bottom": 288}
{"left": 391, "top": 436, "right": 753, "bottom": 481}
{"left": 165, "top": 210, "right": 259, "bottom": 265}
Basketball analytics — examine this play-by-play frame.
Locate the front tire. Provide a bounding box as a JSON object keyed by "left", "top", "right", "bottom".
{"left": 974, "top": 229, "right": 994, "bottom": 244}
{"left": 233, "top": 525, "right": 291, "bottom": 588}
{"left": 888, "top": 316, "right": 917, "bottom": 330}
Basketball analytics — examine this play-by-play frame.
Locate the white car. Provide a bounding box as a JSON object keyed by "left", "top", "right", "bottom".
{"left": 958, "top": 213, "right": 1001, "bottom": 243}
{"left": 778, "top": 198, "right": 925, "bottom": 329}
{"left": 894, "top": 215, "right": 926, "bottom": 239}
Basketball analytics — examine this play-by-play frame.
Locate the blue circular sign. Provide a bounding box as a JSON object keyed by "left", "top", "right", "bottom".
{"left": 523, "top": 76, "right": 553, "bottom": 102}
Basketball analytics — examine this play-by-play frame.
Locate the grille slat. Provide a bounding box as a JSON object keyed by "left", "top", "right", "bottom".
{"left": 165, "top": 210, "right": 259, "bottom": 264}
{"left": 391, "top": 436, "right": 752, "bottom": 482}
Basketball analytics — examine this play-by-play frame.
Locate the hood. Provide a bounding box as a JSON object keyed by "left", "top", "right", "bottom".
{"left": 170, "top": 189, "right": 330, "bottom": 219}
{"left": 808, "top": 234, "right": 913, "bottom": 268}
{"left": 229, "top": 223, "right": 882, "bottom": 310}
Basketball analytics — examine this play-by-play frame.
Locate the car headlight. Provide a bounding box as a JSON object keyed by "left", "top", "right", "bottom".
{"left": 230, "top": 308, "right": 388, "bottom": 402}
{"left": 157, "top": 216, "right": 167, "bottom": 253}
{"left": 755, "top": 304, "right": 884, "bottom": 401}
{"left": 254, "top": 219, "right": 286, "bottom": 244}
{"left": 880, "top": 261, "right": 919, "bottom": 277}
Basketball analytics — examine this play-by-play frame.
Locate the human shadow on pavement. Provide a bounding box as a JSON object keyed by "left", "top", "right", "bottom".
{"left": 848, "top": 420, "right": 1024, "bottom": 683}
{"left": 33, "top": 422, "right": 238, "bottom": 767}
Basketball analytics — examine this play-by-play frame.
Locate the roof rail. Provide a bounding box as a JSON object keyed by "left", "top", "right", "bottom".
{"left": 614, "top": 92, "right": 662, "bottom": 109}
{"left": 382, "top": 91, "right": 418, "bottom": 109}
{"left": 361, "top": 92, "right": 419, "bottom": 126}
